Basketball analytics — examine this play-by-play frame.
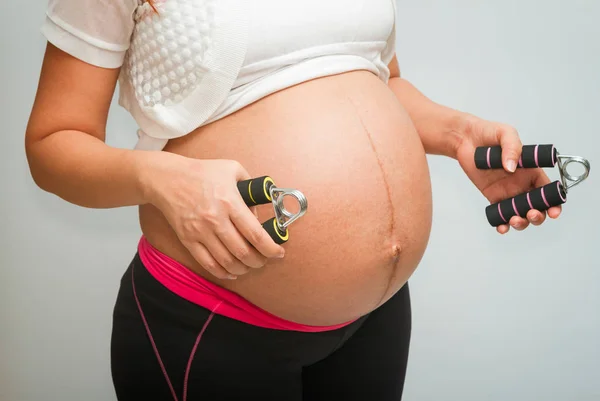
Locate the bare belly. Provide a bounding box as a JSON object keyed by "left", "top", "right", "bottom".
{"left": 139, "top": 70, "right": 433, "bottom": 326}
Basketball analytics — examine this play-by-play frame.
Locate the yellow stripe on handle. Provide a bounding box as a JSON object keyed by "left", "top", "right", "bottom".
{"left": 263, "top": 177, "right": 274, "bottom": 202}
{"left": 237, "top": 176, "right": 274, "bottom": 206}
{"left": 261, "top": 217, "right": 288, "bottom": 244}
{"left": 272, "top": 218, "right": 289, "bottom": 241}
{"left": 248, "top": 180, "right": 256, "bottom": 204}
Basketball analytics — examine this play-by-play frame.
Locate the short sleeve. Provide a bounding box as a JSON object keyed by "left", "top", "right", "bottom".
{"left": 40, "top": 0, "right": 139, "bottom": 69}
{"left": 380, "top": 0, "right": 397, "bottom": 66}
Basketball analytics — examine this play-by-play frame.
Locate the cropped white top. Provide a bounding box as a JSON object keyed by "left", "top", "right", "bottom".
{"left": 41, "top": 0, "right": 398, "bottom": 150}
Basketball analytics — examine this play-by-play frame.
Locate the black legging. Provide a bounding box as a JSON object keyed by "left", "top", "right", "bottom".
{"left": 110, "top": 252, "right": 412, "bottom": 401}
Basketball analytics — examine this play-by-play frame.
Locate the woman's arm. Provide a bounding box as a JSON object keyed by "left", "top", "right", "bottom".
{"left": 385, "top": 55, "right": 561, "bottom": 233}
{"left": 26, "top": 42, "right": 285, "bottom": 276}
{"left": 386, "top": 55, "right": 467, "bottom": 160}
{"left": 25, "top": 43, "right": 158, "bottom": 209}
{"left": 386, "top": 55, "right": 522, "bottom": 170}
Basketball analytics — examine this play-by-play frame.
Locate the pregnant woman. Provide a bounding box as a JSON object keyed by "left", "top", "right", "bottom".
{"left": 25, "top": 0, "right": 561, "bottom": 400}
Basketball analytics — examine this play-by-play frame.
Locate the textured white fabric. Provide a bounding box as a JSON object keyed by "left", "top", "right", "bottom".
{"left": 41, "top": 0, "right": 138, "bottom": 68}
{"left": 127, "top": 0, "right": 216, "bottom": 109}
{"left": 41, "top": 0, "right": 398, "bottom": 151}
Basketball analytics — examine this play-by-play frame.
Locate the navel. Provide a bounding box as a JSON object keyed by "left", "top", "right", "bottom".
{"left": 391, "top": 243, "right": 402, "bottom": 259}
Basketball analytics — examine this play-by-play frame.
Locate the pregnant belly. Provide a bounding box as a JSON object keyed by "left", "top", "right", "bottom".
{"left": 139, "top": 70, "right": 433, "bottom": 326}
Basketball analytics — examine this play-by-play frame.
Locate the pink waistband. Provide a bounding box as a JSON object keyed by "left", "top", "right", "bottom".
{"left": 137, "top": 236, "right": 355, "bottom": 332}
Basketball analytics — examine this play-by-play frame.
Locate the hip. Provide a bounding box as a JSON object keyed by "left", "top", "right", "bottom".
{"left": 111, "top": 250, "right": 412, "bottom": 399}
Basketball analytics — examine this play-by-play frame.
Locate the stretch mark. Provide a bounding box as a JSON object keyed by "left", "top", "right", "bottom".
{"left": 346, "top": 97, "right": 396, "bottom": 238}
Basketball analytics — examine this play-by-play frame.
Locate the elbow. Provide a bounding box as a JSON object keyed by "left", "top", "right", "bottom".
{"left": 24, "top": 139, "right": 53, "bottom": 194}
{"left": 28, "top": 171, "right": 52, "bottom": 195}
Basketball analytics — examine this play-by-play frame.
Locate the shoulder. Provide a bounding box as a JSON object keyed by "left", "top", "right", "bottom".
{"left": 42, "top": 0, "right": 141, "bottom": 68}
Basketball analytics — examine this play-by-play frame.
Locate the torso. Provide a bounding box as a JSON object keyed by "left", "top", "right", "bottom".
{"left": 139, "top": 70, "right": 433, "bottom": 326}
{"left": 121, "top": 0, "right": 397, "bottom": 147}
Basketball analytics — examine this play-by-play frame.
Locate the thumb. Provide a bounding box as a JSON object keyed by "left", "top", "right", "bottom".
{"left": 497, "top": 125, "right": 523, "bottom": 173}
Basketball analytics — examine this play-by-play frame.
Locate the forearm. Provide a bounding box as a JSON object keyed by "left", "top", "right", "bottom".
{"left": 387, "top": 77, "right": 467, "bottom": 159}
{"left": 26, "top": 130, "right": 156, "bottom": 209}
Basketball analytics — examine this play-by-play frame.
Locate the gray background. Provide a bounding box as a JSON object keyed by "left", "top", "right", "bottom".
{"left": 1, "top": 0, "right": 598, "bottom": 400}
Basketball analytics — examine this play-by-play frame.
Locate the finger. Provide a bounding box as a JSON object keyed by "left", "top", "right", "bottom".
{"left": 526, "top": 209, "right": 546, "bottom": 226}
{"left": 547, "top": 205, "right": 562, "bottom": 219}
{"left": 231, "top": 161, "right": 260, "bottom": 221}
{"left": 532, "top": 169, "right": 552, "bottom": 187}
{"left": 496, "top": 224, "right": 510, "bottom": 234}
{"left": 215, "top": 219, "right": 268, "bottom": 269}
{"left": 532, "top": 171, "right": 562, "bottom": 219}
{"left": 202, "top": 233, "right": 252, "bottom": 276}
{"left": 230, "top": 198, "right": 286, "bottom": 259}
{"left": 509, "top": 216, "right": 529, "bottom": 231}
{"left": 231, "top": 164, "right": 286, "bottom": 257}
{"left": 183, "top": 241, "right": 238, "bottom": 280}
{"left": 496, "top": 125, "right": 523, "bottom": 173}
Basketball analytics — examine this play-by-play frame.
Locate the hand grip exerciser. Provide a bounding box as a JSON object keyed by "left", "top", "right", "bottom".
{"left": 236, "top": 176, "right": 308, "bottom": 244}
{"left": 474, "top": 144, "right": 591, "bottom": 227}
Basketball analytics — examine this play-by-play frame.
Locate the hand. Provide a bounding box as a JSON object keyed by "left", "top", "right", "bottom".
{"left": 454, "top": 114, "right": 562, "bottom": 234}
{"left": 140, "top": 152, "right": 286, "bottom": 279}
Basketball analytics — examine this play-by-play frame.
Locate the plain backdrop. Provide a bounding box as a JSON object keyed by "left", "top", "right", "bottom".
{"left": 1, "top": 1, "right": 598, "bottom": 400}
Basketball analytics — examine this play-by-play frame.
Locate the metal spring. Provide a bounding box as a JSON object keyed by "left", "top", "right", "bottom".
{"left": 556, "top": 153, "right": 591, "bottom": 192}
{"left": 269, "top": 187, "right": 308, "bottom": 230}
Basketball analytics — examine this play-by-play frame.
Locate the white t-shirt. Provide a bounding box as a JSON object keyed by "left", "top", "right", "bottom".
{"left": 41, "top": 0, "right": 398, "bottom": 150}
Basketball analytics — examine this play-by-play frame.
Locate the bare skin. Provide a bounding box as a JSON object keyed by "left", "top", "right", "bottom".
{"left": 141, "top": 69, "right": 433, "bottom": 325}
{"left": 25, "top": 43, "right": 560, "bottom": 326}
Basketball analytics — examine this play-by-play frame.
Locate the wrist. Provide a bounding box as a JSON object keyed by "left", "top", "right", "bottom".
{"left": 414, "top": 105, "right": 468, "bottom": 160}
{"left": 387, "top": 77, "right": 468, "bottom": 159}
{"left": 443, "top": 110, "right": 471, "bottom": 159}
{"left": 133, "top": 150, "right": 174, "bottom": 206}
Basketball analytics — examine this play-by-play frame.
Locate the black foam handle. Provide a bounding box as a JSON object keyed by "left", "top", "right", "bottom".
{"left": 485, "top": 180, "right": 567, "bottom": 227}
{"left": 237, "top": 176, "right": 275, "bottom": 206}
{"left": 237, "top": 176, "right": 288, "bottom": 244}
{"left": 475, "top": 144, "right": 557, "bottom": 170}
{"left": 262, "top": 217, "right": 289, "bottom": 244}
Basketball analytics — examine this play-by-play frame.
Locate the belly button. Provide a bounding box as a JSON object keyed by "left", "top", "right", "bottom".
{"left": 391, "top": 244, "right": 402, "bottom": 259}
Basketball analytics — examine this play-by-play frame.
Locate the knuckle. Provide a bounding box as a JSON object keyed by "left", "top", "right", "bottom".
{"left": 232, "top": 160, "right": 244, "bottom": 172}
{"left": 498, "top": 123, "right": 515, "bottom": 135}
{"left": 202, "top": 261, "right": 218, "bottom": 273}
{"left": 497, "top": 125, "right": 521, "bottom": 143}
{"left": 220, "top": 255, "right": 235, "bottom": 268}
{"left": 507, "top": 129, "right": 522, "bottom": 144}
{"left": 213, "top": 225, "right": 229, "bottom": 238}
{"left": 234, "top": 245, "right": 251, "bottom": 260}
{"left": 221, "top": 198, "right": 235, "bottom": 211}
{"left": 177, "top": 228, "right": 193, "bottom": 243}
{"left": 201, "top": 208, "right": 220, "bottom": 225}
{"left": 213, "top": 190, "right": 232, "bottom": 205}
{"left": 248, "top": 227, "right": 266, "bottom": 245}
{"left": 226, "top": 159, "right": 243, "bottom": 174}
{"left": 180, "top": 221, "right": 202, "bottom": 239}
{"left": 505, "top": 149, "right": 520, "bottom": 159}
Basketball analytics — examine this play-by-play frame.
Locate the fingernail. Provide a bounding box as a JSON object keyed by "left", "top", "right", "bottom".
{"left": 506, "top": 160, "right": 517, "bottom": 173}
{"left": 531, "top": 215, "right": 539, "bottom": 222}
{"left": 228, "top": 275, "right": 237, "bottom": 280}
{"left": 277, "top": 251, "right": 285, "bottom": 258}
